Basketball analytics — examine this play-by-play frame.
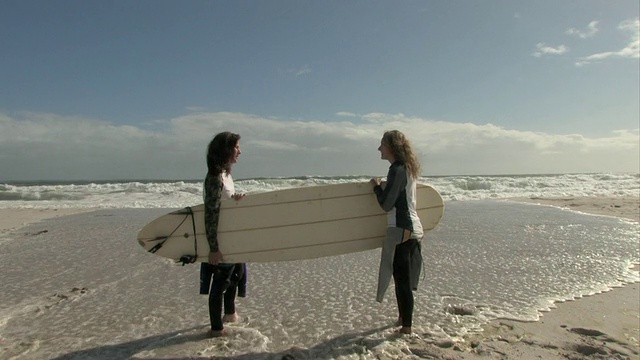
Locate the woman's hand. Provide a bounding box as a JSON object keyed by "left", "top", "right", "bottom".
{"left": 231, "top": 193, "right": 245, "bottom": 201}
{"left": 209, "top": 251, "right": 223, "bottom": 265}
{"left": 370, "top": 177, "right": 382, "bottom": 187}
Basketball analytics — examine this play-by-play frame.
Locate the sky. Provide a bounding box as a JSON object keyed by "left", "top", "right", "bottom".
{"left": 1, "top": 0, "right": 638, "bottom": 181}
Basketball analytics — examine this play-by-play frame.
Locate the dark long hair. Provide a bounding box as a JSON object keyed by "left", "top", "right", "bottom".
{"left": 206, "top": 132, "right": 241, "bottom": 176}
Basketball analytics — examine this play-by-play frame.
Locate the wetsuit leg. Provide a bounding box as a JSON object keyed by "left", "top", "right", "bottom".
{"left": 393, "top": 239, "right": 419, "bottom": 328}
{"left": 208, "top": 266, "right": 233, "bottom": 331}
{"left": 223, "top": 264, "right": 245, "bottom": 315}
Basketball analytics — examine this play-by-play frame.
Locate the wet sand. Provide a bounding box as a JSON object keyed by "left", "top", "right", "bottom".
{"left": 0, "top": 196, "right": 638, "bottom": 359}
{"left": 412, "top": 196, "right": 639, "bottom": 359}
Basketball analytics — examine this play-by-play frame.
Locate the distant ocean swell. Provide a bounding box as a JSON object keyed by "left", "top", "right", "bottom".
{"left": 0, "top": 173, "right": 638, "bottom": 209}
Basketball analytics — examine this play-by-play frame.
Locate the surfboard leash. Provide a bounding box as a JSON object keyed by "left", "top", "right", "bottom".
{"left": 178, "top": 206, "right": 198, "bottom": 266}
{"left": 148, "top": 209, "right": 190, "bottom": 254}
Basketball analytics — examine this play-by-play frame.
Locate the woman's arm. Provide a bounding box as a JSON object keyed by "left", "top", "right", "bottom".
{"left": 204, "top": 173, "right": 223, "bottom": 253}
{"left": 374, "top": 164, "right": 408, "bottom": 212}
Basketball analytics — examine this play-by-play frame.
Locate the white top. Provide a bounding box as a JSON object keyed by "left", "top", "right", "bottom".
{"left": 202, "top": 171, "right": 235, "bottom": 202}
{"left": 221, "top": 172, "right": 235, "bottom": 200}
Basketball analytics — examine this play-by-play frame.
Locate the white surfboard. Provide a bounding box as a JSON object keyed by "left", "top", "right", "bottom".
{"left": 137, "top": 182, "right": 444, "bottom": 263}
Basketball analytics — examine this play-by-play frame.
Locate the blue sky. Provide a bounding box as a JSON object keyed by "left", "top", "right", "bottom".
{"left": 1, "top": 1, "right": 638, "bottom": 181}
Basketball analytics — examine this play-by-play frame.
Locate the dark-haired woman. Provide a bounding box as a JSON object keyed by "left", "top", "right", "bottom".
{"left": 201, "top": 131, "right": 246, "bottom": 337}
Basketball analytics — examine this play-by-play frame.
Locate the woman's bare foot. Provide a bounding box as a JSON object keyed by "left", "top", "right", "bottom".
{"left": 208, "top": 329, "right": 227, "bottom": 338}
{"left": 222, "top": 313, "right": 238, "bottom": 323}
{"left": 398, "top": 326, "right": 412, "bottom": 334}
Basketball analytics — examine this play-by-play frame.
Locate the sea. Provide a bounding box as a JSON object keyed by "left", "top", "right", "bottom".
{"left": 0, "top": 173, "right": 638, "bottom": 359}
{"left": 1, "top": 172, "right": 639, "bottom": 209}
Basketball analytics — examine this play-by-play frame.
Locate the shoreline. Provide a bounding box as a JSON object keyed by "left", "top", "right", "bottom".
{"left": 507, "top": 196, "right": 640, "bottom": 223}
{"left": 0, "top": 197, "right": 638, "bottom": 359}
{"left": 441, "top": 196, "right": 640, "bottom": 359}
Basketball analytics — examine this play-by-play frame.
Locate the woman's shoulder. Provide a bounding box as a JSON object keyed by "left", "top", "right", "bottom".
{"left": 205, "top": 171, "right": 222, "bottom": 182}
{"left": 389, "top": 161, "right": 408, "bottom": 172}
{"left": 204, "top": 172, "right": 223, "bottom": 195}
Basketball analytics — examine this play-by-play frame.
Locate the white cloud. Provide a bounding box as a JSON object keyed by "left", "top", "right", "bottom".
{"left": 284, "top": 65, "right": 311, "bottom": 76}
{"left": 249, "top": 140, "right": 302, "bottom": 151}
{"left": 1, "top": 111, "right": 638, "bottom": 181}
{"left": 532, "top": 43, "right": 569, "bottom": 57}
{"left": 576, "top": 18, "right": 640, "bottom": 66}
{"left": 296, "top": 66, "right": 311, "bottom": 76}
{"left": 566, "top": 20, "right": 599, "bottom": 38}
{"left": 362, "top": 112, "right": 407, "bottom": 123}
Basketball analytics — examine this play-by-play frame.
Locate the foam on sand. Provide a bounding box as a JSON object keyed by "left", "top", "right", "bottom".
{"left": 0, "top": 196, "right": 638, "bottom": 359}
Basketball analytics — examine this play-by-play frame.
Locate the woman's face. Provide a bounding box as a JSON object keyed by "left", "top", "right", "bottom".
{"left": 229, "top": 141, "right": 241, "bottom": 164}
{"left": 378, "top": 138, "right": 394, "bottom": 162}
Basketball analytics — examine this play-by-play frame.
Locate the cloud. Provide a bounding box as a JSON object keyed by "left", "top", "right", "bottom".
{"left": 249, "top": 140, "right": 302, "bottom": 151}
{"left": 576, "top": 18, "right": 640, "bottom": 66}
{"left": 0, "top": 111, "right": 637, "bottom": 181}
{"left": 566, "top": 20, "right": 599, "bottom": 38}
{"left": 532, "top": 43, "right": 569, "bottom": 57}
{"left": 284, "top": 65, "right": 312, "bottom": 76}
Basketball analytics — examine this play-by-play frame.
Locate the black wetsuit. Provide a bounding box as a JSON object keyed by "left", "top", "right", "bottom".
{"left": 373, "top": 161, "right": 423, "bottom": 328}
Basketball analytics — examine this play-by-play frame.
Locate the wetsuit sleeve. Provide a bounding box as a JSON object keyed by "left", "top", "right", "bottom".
{"left": 374, "top": 164, "right": 408, "bottom": 212}
{"left": 204, "top": 173, "right": 223, "bottom": 252}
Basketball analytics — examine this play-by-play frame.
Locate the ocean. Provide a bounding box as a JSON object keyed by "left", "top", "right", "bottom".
{"left": 1, "top": 172, "right": 639, "bottom": 209}
{"left": 0, "top": 173, "right": 638, "bottom": 359}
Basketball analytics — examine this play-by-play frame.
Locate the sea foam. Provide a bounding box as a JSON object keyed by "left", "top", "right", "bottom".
{"left": 1, "top": 173, "right": 638, "bottom": 209}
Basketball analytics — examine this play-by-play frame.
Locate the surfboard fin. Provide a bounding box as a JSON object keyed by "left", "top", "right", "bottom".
{"left": 147, "top": 237, "right": 168, "bottom": 253}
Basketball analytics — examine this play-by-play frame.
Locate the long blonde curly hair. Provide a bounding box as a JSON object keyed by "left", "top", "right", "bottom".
{"left": 382, "top": 130, "right": 421, "bottom": 179}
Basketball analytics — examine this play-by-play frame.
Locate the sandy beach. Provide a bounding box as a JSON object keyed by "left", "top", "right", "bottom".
{"left": 0, "top": 196, "right": 638, "bottom": 359}
{"left": 413, "top": 196, "right": 640, "bottom": 360}
{"left": 0, "top": 208, "right": 93, "bottom": 238}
